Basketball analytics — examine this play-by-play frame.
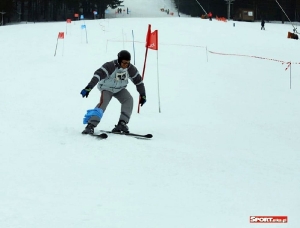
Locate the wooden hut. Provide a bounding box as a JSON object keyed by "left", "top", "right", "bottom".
{"left": 233, "top": 8, "right": 254, "bottom": 22}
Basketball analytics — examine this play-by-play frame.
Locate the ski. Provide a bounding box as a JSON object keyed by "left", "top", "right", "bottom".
{"left": 93, "top": 133, "right": 108, "bottom": 139}
{"left": 83, "top": 133, "right": 108, "bottom": 139}
{"left": 100, "top": 130, "right": 153, "bottom": 139}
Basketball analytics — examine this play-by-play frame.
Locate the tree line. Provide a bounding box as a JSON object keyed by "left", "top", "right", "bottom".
{"left": 0, "top": 0, "right": 123, "bottom": 24}
{"left": 1, "top": 0, "right": 300, "bottom": 24}
{"left": 175, "top": 0, "right": 300, "bottom": 22}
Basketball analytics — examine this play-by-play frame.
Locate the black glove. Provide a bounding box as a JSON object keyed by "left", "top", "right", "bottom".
{"left": 80, "top": 86, "right": 92, "bottom": 98}
{"left": 139, "top": 94, "right": 146, "bottom": 106}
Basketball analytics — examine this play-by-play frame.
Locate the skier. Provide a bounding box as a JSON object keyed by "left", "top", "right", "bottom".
{"left": 80, "top": 50, "right": 147, "bottom": 134}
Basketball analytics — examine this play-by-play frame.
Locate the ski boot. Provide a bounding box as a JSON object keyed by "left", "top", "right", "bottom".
{"left": 82, "top": 123, "right": 95, "bottom": 134}
{"left": 112, "top": 120, "right": 129, "bottom": 133}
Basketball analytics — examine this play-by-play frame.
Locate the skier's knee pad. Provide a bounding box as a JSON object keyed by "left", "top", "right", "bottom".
{"left": 83, "top": 108, "right": 103, "bottom": 124}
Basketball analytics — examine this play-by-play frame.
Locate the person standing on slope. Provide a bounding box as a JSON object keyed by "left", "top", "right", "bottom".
{"left": 207, "top": 12, "right": 213, "bottom": 21}
{"left": 261, "top": 19, "right": 265, "bottom": 30}
{"left": 80, "top": 50, "right": 147, "bottom": 134}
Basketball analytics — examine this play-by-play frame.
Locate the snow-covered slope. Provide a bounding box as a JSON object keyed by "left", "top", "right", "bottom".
{"left": 0, "top": 0, "right": 299, "bottom": 227}
{"left": 106, "top": 0, "right": 182, "bottom": 18}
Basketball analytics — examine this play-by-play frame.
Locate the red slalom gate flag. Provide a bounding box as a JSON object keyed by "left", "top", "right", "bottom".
{"left": 145, "top": 25, "right": 151, "bottom": 48}
{"left": 138, "top": 25, "right": 160, "bottom": 114}
{"left": 66, "top": 19, "right": 71, "bottom": 35}
{"left": 54, "top": 32, "right": 65, "bottom": 56}
{"left": 147, "top": 30, "right": 158, "bottom": 50}
{"left": 58, "top": 32, "right": 64, "bottom": 39}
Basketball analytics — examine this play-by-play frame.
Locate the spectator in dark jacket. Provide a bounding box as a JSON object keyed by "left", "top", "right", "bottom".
{"left": 261, "top": 19, "right": 265, "bottom": 30}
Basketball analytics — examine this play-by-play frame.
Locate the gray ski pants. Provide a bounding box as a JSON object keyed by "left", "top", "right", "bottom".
{"left": 88, "top": 89, "right": 133, "bottom": 127}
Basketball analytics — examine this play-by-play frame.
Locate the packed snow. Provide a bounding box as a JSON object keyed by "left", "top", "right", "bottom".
{"left": 0, "top": 0, "right": 299, "bottom": 227}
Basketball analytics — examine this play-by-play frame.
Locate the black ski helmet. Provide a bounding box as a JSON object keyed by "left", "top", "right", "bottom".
{"left": 118, "top": 50, "right": 131, "bottom": 64}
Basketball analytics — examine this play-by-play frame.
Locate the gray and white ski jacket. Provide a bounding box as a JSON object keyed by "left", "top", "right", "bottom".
{"left": 86, "top": 60, "right": 146, "bottom": 95}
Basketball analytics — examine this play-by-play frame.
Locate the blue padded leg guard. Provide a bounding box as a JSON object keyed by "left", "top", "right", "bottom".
{"left": 83, "top": 108, "right": 103, "bottom": 124}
